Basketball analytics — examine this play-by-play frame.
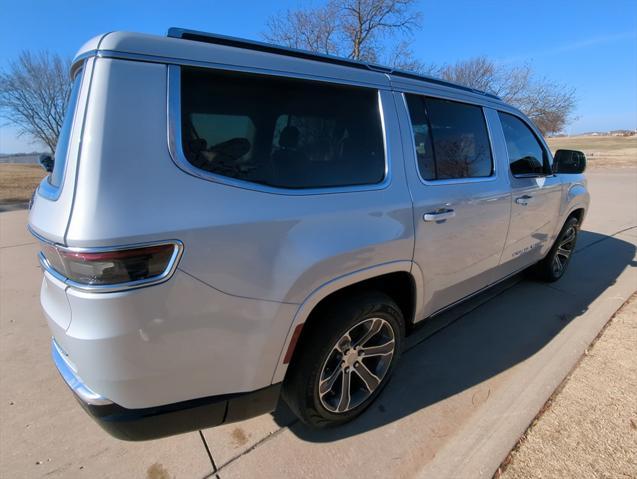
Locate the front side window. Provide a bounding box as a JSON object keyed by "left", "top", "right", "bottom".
{"left": 180, "top": 67, "right": 385, "bottom": 189}
{"left": 50, "top": 69, "right": 83, "bottom": 188}
{"left": 498, "top": 112, "right": 549, "bottom": 177}
{"left": 405, "top": 94, "right": 493, "bottom": 181}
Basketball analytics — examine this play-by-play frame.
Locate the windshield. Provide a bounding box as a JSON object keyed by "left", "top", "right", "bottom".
{"left": 49, "top": 70, "right": 83, "bottom": 188}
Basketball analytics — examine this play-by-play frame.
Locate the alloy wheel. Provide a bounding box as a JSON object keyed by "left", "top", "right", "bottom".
{"left": 552, "top": 225, "right": 577, "bottom": 276}
{"left": 318, "top": 317, "right": 396, "bottom": 413}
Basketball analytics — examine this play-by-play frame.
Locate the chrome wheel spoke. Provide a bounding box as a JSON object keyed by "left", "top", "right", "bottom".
{"left": 556, "top": 246, "right": 571, "bottom": 259}
{"left": 335, "top": 333, "right": 352, "bottom": 353}
{"left": 360, "top": 339, "right": 395, "bottom": 358}
{"left": 353, "top": 361, "right": 381, "bottom": 391}
{"left": 352, "top": 318, "right": 383, "bottom": 348}
{"left": 561, "top": 227, "right": 576, "bottom": 245}
{"left": 319, "top": 366, "right": 342, "bottom": 396}
{"left": 336, "top": 369, "right": 352, "bottom": 412}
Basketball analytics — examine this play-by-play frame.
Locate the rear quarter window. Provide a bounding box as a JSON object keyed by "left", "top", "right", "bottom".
{"left": 179, "top": 67, "right": 385, "bottom": 189}
{"left": 49, "top": 69, "right": 83, "bottom": 189}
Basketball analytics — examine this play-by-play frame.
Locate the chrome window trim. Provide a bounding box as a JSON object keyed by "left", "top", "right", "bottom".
{"left": 38, "top": 63, "right": 87, "bottom": 202}
{"left": 75, "top": 49, "right": 390, "bottom": 90}
{"left": 29, "top": 226, "right": 184, "bottom": 294}
{"left": 401, "top": 93, "right": 498, "bottom": 186}
{"left": 394, "top": 83, "right": 504, "bottom": 110}
{"left": 166, "top": 65, "right": 391, "bottom": 196}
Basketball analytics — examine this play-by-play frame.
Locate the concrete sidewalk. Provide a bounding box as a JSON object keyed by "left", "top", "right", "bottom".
{"left": 1, "top": 169, "right": 636, "bottom": 479}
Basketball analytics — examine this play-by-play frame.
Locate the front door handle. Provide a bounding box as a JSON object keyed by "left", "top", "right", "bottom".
{"left": 423, "top": 208, "right": 455, "bottom": 222}
{"left": 515, "top": 195, "right": 533, "bottom": 206}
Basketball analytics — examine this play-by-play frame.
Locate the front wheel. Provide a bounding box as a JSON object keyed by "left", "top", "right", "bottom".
{"left": 535, "top": 217, "right": 579, "bottom": 282}
{"left": 282, "top": 292, "right": 404, "bottom": 428}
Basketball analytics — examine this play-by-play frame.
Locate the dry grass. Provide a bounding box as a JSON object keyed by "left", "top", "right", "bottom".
{"left": 0, "top": 164, "right": 46, "bottom": 204}
{"left": 497, "top": 295, "right": 637, "bottom": 479}
{"left": 547, "top": 135, "right": 637, "bottom": 169}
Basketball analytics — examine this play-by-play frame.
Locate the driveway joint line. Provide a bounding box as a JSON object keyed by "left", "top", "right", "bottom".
{"left": 0, "top": 241, "right": 37, "bottom": 250}
{"left": 199, "top": 430, "right": 219, "bottom": 476}
{"left": 575, "top": 225, "right": 637, "bottom": 254}
{"left": 214, "top": 420, "right": 298, "bottom": 474}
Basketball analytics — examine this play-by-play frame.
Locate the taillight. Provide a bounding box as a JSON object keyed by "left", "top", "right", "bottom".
{"left": 39, "top": 242, "right": 181, "bottom": 289}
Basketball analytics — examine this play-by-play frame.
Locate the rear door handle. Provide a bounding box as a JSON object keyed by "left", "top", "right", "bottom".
{"left": 515, "top": 195, "right": 533, "bottom": 206}
{"left": 423, "top": 208, "right": 455, "bottom": 222}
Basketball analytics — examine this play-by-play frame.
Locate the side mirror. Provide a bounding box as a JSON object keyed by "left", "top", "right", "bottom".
{"left": 553, "top": 149, "right": 586, "bottom": 174}
{"left": 39, "top": 154, "right": 54, "bottom": 173}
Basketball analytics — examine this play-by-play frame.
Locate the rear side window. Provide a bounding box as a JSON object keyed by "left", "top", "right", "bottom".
{"left": 498, "top": 112, "right": 549, "bottom": 177}
{"left": 49, "top": 70, "right": 83, "bottom": 188}
{"left": 180, "top": 67, "right": 385, "bottom": 189}
{"left": 405, "top": 94, "right": 493, "bottom": 181}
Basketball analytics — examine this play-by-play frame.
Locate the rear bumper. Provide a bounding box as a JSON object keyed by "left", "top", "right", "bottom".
{"left": 52, "top": 338, "right": 281, "bottom": 441}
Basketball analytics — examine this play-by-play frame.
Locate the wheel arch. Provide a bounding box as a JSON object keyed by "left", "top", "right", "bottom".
{"left": 562, "top": 181, "right": 589, "bottom": 226}
{"left": 567, "top": 207, "right": 586, "bottom": 225}
{"left": 271, "top": 261, "right": 419, "bottom": 383}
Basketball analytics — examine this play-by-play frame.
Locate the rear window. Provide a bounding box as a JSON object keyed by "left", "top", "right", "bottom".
{"left": 179, "top": 67, "right": 385, "bottom": 189}
{"left": 405, "top": 94, "right": 493, "bottom": 181}
{"left": 49, "top": 70, "right": 83, "bottom": 188}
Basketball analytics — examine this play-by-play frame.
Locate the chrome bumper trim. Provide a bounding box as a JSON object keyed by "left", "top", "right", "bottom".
{"left": 51, "top": 339, "right": 113, "bottom": 406}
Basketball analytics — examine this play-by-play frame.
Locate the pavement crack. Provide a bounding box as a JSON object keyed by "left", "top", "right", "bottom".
{"left": 539, "top": 283, "right": 578, "bottom": 296}
{"left": 199, "top": 430, "right": 219, "bottom": 477}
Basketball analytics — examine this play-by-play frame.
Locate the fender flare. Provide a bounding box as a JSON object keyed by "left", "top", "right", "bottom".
{"left": 562, "top": 182, "right": 589, "bottom": 226}
{"left": 270, "top": 260, "right": 421, "bottom": 383}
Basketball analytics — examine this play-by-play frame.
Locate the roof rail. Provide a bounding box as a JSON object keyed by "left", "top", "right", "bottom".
{"left": 167, "top": 28, "right": 501, "bottom": 100}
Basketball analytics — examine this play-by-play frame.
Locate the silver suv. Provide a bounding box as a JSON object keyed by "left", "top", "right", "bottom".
{"left": 28, "top": 28, "right": 589, "bottom": 440}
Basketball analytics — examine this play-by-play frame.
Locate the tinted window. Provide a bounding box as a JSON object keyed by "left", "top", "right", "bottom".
{"left": 405, "top": 94, "right": 493, "bottom": 180}
{"left": 404, "top": 94, "right": 435, "bottom": 180}
{"left": 498, "top": 112, "right": 548, "bottom": 176}
{"left": 180, "top": 68, "right": 385, "bottom": 189}
{"left": 50, "top": 70, "right": 83, "bottom": 188}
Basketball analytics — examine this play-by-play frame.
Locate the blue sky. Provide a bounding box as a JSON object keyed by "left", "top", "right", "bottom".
{"left": 1, "top": 0, "right": 636, "bottom": 152}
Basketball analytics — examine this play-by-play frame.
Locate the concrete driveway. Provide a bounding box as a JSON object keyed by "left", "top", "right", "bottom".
{"left": 1, "top": 169, "right": 636, "bottom": 479}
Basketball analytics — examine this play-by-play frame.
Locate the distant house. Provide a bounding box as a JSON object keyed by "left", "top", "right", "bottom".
{"left": 610, "top": 129, "right": 636, "bottom": 137}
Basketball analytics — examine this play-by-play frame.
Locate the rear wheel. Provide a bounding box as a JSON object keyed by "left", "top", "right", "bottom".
{"left": 535, "top": 217, "right": 579, "bottom": 282}
{"left": 282, "top": 292, "right": 404, "bottom": 428}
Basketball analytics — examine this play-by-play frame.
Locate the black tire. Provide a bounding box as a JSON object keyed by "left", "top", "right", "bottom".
{"left": 535, "top": 216, "right": 579, "bottom": 282}
{"left": 282, "top": 291, "right": 405, "bottom": 428}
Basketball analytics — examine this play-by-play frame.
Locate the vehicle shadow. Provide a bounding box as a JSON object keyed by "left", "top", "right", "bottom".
{"left": 272, "top": 229, "right": 636, "bottom": 441}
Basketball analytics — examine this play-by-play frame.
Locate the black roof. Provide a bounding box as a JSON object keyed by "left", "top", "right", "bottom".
{"left": 167, "top": 28, "right": 501, "bottom": 100}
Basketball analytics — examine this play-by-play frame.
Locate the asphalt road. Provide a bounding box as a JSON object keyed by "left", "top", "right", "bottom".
{"left": 1, "top": 169, "right": 636, "bottom": 479}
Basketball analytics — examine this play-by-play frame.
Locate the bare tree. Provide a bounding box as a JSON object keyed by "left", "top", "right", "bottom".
{"left": 265, "top": 4, "right": 340, "bottom": 55}
{"left": 386, "top": 40, "right": 437, "bottom": 74}
{"left": 438, "top": 57, "right": 576, "bottom": 134}
{"left": 0, "top": 51, "right": 72, "bottom": 152}
{"left": 339, "top": 0, "right": 421, "bottom": 61}
{"left": 264, "top": 0, "right": 422, "bottom": 65}
{"left": 264, "top": 4, "right": 577, "bottom": 134}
